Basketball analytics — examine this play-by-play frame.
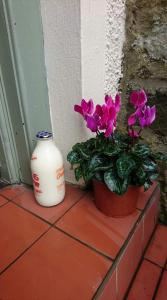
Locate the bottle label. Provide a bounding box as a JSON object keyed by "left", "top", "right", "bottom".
{"left": 31, "top": 155, "right": 37, "bottom": 160}
{"left": 32, "top": 173, "right": 42, "bottom": 194}
{"left": 56, "top": 166, "right": 65, "bottom": 191}
{"left": 56, "top": 167, "right": 64, "bottom": 180}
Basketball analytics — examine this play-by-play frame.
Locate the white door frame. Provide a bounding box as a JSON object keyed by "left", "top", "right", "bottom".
{"left": 0, "top": 0, "right": 52, "bottom": 184}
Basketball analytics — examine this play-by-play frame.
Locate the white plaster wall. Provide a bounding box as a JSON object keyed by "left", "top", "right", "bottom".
{"left": 105, "top": 0, "right": 126, "bottom": 96}
{"left": 40, "top": 0, "right": 126, "bottom": 183}
{"left": 40, "top": 0, "right": 84, "bottom": 182}
{"left": 81, "top": 0, "right": 106, "bottom": 104}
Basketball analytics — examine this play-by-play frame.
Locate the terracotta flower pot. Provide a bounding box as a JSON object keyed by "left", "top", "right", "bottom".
{"left": 92, "top": 179, "right": 141, "bottom": 217}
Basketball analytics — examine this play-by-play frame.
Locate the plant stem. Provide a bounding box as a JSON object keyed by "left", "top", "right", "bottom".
{"left": 138, "top": 128, "right": 143, "bottom": 136}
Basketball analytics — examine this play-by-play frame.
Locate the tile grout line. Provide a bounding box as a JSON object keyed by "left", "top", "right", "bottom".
{"left": 93, "top": 217, "right": 143, "bottom": 299}
{"left": 144, "top": 257, "right": 166, "bottom": 270}
{"left": 0, "top": 201, "right": 10, "bottom": 208}
{"left": 0, "top": 226, "right": 52, "bottom": 277}
{"left": 11, "top": 201, "right": 53, "bottom": 226}
{"left": 11, "top": 197, "right": 113, "bottom": 262}
{"left": 124, "top": 224, "right": 159, "bottom": 299}
{"left": 53, "top": 191, "right": 89, "bottom": 224}
{"left": 0, "top": 189, "right": 27, "bottom": 201}
{"left": 11, "top": 191, "right": 88, "bottom": 227}
{"left": 152, "top": 258, "right": 167, "bottom": 300}
{"left": 1, "top": 184, "right": 161, "bottom": 298}
{"left": 53, "top": 225, "right": 113, "bottom": 262}
{"left": 92, "top": 185, "right": 160, "bottom": 299}
{"left": 11, "top": 185, "right": 155, "bottom": 267}
{"left": 0, "top": 189, "right": 90, "bottom": 277}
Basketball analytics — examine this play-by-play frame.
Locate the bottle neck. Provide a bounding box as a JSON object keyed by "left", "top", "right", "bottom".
{"left": 37, "top": 138, "right": 54, "bottom": 146}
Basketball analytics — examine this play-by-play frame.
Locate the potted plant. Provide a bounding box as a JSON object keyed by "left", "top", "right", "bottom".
{"left": 67, "top": 90, "right": 167, "bottom": 217}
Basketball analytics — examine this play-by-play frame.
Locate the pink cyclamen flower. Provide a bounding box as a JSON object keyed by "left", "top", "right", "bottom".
{"left": 74, "top": 94, "right": 121, "bottom": 136}
{"left": 139, "top": 105, "right": 156, "bottom": 128}
{"left": 105, "top": 95, "right": 114, "bottom": 107}
{"left": 128, "top": 129, "right": 139, "bottom": 138}
{"left": 100, "top": 94, "right": 121, "bottom": 137}
{"left": 115, "top": 94, "right": 121, "bottom": 113}
{"left": 105, "top": 94, "right": 121, "bottom": 113}
{"left": 128, "top": 104, "right": 156, "bottom": 129}
{"left": 74, "top": 99, "right": 94, "bottom": 118}
{"left": 128, "top": 112, "right": 136, "bottom": 126}
{"left": 128, "top": 106, "right": 143, "bottom": 126}
{"left": 74, "top": 99, "right": 98, "bottom": 132}
{"left": 130, "top": 89, "right": 147, "bottom": 108}
{"left": 85, "top": 115, "right": 98, "bottom": 132}
{"left": 105, "top": 120, "right": 115, "bottom": 137}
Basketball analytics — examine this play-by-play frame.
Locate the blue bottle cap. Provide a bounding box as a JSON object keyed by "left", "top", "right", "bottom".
{"left": 36, "top": 131, "right": 53, "bottom": 139}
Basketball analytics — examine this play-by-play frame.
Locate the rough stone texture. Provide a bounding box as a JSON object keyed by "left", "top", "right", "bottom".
{"left": 105, "top": 0, "right": 126, "bottom": 96}
{"left": 120, "top": 0, "right": 167, "bottom": 223}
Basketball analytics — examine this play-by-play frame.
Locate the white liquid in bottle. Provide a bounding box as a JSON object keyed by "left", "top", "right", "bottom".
{"left": 31, "top": 131, "right": 65, "bottom": 207}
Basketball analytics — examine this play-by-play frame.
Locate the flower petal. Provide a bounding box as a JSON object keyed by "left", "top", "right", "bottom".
{"left": 130, "top": 89, "right": 147, "bottom": 107}
{"left": 138, "top": 89, "right": 147, "bottom": 106}
{"left": 87, "top": 99, "right": 94, "bottom": 114}
{"left": 149, "top": 105, "right": 156, "bottom": 124}
{"left": 115, "top": 94, "right": 121, "bottom": 112}
{"left": 81, "top": 99, "right": 88, "bottom": 114}
{"left": 128, "top": 129, "right": 139, "bottom": 138}
{"left": 95, "top": 104, "right": 102, "bottom": 116}
{"left": 109, "top": 106, "right": 117, "bottom": 121}
{"left": 139, "top": 116, "right": 146, "bottom": 128}
{"left": 104, "top": 121, "right": 114, "bottom": 137}
{"left": 86, "top": 116, "right": 98, "bottom": 132}
{"left": 128, "top": 113, "right": 136, "bottom": 126}
{"left": 74, "top": 104, "right": 83, "bottom": 116}
{"left": 105, "top": 95, "right": 113, "bottom": 107}
{"left": 130, "top": 91, "right": 139, "bottom": 107}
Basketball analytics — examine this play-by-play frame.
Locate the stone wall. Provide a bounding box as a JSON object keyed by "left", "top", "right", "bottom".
{"left": 120, "top": 0, "right": 167, "bottom": 223}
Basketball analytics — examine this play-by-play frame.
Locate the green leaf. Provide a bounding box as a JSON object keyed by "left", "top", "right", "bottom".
{"left": 94, "top": 172, "right": 104, "bottom": 182}
{"left": 149, "top": 173, "right": 159, "bottom": 181}
{"left": 86, "top": 138, "right": 96, "bottom": 149}
{"left": 116, "top": 154, "right": 136, "bottom": 179}
{"left": 144, "top": 180, "right": 152, "bottom": 191}
{"left": 73, "top": 143, "right": 90, "bottom": 160}
{"left": 74, "top": 167, "right": 82, "bottom": 181}
{"left": 104, "top": 169, "right": 129, "bottom": 195}
{"left": 89, "top": 154, "right": 113, "bottom": 172}
{"left": 113, "top": 132, "right": 131, "bottom": 148}
{"left": 132, "top": 144, "right": 151, "bottom": 158}
{"left": 81, "top": 162, "right": 93, "bottom": 183}
{"left": 67, "top": 150, "right": 80, "bottom": 165}
{"left": 135, "top": 167, "right": 147, "bottom": 185}
{"left": 143, "top": 159, "right": 157, "bottom": 172}
{"left": 103, "top": 144, "right": 122, "bottom": 157}
{"left": 83, "top": 170, "right": 93, "bottom": 182}
{"left": 151, "top": 152, "right": 167, "bottom": 162}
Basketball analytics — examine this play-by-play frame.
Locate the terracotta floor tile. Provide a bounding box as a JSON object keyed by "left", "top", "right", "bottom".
{"left": 127, "top": 260, "right": 161, "bottom": 300}
{"left": 156, "top": 271, "right": 167, "bottom": 300}
{"left": 137, "top": 182, "right": 158, "bottom": 210}
{"left": 0, "top": 202, "right": 49, "bottom": 272}
{"left": 13, "top": 183, "right": 85, "bottom": 224}
{"left": 145, "top": 225, "right": 167, "bottom": 268}
{"left": 143, "top": 194, "right": 159, "bottom": 249}
{"left": 0, "top": 228, "right": 111, "bottom": 300}
{"left": 98, "top": 270, "right": 117, "bottom": 300}
{"left": 0, "top": 184, "right": 27, "bottom": 200}
{"left": 0, "top": 195, "right": 8, "bottom": 207}
{"left": 56, "top": 194, "right": 140, "bottom": 259}
{"left": 117, "top": 222, "right": 143, "bottom": 300}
